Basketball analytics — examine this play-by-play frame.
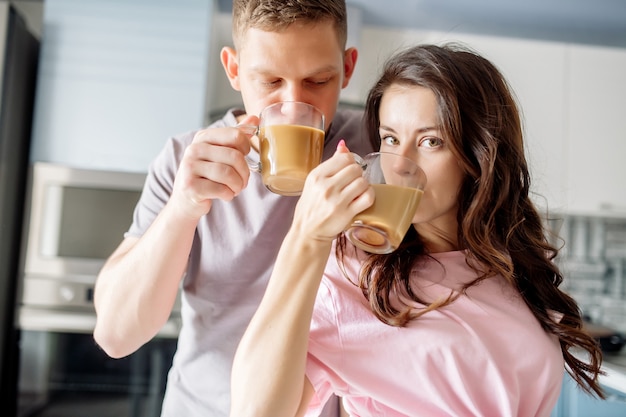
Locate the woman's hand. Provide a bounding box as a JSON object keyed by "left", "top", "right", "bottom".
{"left": 292, "top": 140, "right": 374, "bottom": 243}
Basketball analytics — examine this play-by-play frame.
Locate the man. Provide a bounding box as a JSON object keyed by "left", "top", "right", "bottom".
{"left": 93, "top": 0, "right": 373, "bottom": 416}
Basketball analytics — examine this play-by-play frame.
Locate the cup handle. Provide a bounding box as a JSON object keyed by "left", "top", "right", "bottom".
{"left": 245, "top": 157, "right": 261, "bottom": 173}
{"left": 237, "top": 124, "right": 261, "bottom": 173}
{"left": 351, "top": 152, "right": 366, "bottom": 169}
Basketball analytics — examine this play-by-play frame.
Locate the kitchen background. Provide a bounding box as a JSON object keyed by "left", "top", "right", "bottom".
{"left": 2, "top": 0, "right": 626, "bottom": 416}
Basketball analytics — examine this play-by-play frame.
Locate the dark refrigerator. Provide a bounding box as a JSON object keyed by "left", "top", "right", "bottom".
{"left": 0, "top": 2, "right": 39, "bottom": 414}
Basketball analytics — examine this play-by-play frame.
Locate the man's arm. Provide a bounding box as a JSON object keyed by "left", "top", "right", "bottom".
{"left": 93, "top": 203, "right": 197, "bottom": 357}
{"left": 94, "top": 120, "right": 257, "bottom": 358}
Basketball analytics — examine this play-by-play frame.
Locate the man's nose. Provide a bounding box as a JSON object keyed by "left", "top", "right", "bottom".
{"left": 279, "top": 82, "right": 306, "bottom": 104}
{"left": 278, "top": 101, "right": 302, "bottom": 123}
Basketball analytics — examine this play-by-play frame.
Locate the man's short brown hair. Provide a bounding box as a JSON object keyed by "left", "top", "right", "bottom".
{"left": 232, "top": 0, "right": 348, "bottom": 50}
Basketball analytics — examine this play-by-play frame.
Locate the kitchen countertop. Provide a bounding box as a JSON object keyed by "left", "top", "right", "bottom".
{"left": 572, "top": 347, "right": 626, "bottom": 394}
{"left": 600, "top": 349, "right": 626, "bottom": 393}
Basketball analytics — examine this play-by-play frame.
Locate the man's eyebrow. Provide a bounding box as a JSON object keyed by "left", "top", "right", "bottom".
{"left": 248, "top": 65, "right": 340, "bottom": 77}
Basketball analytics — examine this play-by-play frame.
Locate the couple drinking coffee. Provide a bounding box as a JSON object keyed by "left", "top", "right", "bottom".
{"left": 94, "top": 0, "right": 604, "bottom": 416}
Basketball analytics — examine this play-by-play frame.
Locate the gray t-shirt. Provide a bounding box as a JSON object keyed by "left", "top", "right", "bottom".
{"left": 128, "top": 107, "right": 374, "bottom": 417}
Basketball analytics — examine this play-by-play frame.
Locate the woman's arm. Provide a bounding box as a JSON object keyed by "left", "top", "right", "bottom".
{"left": 230, "top": 143, "right": 373, "bottom": 417}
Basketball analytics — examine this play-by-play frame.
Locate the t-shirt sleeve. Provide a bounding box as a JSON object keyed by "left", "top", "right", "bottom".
{"left": 126, "top": 131, "right": 195, "bottom": 238}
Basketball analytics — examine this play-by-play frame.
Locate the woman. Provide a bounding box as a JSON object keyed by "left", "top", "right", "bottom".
{"left": 229, "top": 43, "right": 604, "bottom": 417}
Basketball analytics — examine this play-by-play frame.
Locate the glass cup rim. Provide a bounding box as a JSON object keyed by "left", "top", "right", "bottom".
{"left": 356, "top": 152, "right": 427, "bottom": 185}
{"left": 362, "top": 151, "right": 419, "bottom": 163}
{"left": 260, "top": 100, "right": 324, "bottom": 118}
{"left": 237, "top": 101, "right": 325, "bottom": 138}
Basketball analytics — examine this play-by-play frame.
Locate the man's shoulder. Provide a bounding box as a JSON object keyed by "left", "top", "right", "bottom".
{"left": 333, "top": 106, "right": 364, "bottom": 124}
{"left": 329, "top": 107, "right": 365, "bottom": 136}
{"left": 329, "top": 106, "right": 374, "bottom": 154}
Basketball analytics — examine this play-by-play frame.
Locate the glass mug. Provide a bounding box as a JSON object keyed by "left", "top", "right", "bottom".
{"left": 240, "top": 101, "right": 325, "bottom": 196}
{"left": 345, "top": 152, "right": 427, "bottom": 254}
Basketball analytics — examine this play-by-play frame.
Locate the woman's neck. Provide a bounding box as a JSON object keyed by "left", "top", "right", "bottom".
{"left": 413, "top": 223, "right": 459, "bottom": 253}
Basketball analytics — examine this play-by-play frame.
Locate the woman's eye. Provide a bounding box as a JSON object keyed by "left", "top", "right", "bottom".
{"left": 381, "top": 135, "right": 399, "bottom": 146}
{"left": 420, "top": 137, "right": 444, "bottom": 148}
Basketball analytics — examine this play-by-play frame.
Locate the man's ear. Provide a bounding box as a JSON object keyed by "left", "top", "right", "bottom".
{"left": 341, "top": 47, "right": 358, "bottom": 88}
{"left": 221, "top": 46, "right": 241, "bottom": 91}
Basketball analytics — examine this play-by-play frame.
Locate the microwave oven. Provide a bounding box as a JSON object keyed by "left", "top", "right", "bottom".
{"left": 20, "top": 162, "right": 146, "bottom": 280}
{"left": 17, "top": 162, "right": 181, "bottom": 336}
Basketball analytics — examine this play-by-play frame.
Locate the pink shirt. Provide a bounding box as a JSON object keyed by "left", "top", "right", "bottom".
{"left": 306, "top": 250, "right": 564, "bottom": 417}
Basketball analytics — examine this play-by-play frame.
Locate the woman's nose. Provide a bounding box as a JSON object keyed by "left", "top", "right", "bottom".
{"left": 392, "top": 156, "right": 419, "bottom": 176}
{"left": 379, "top": 152, "right": 426, "bottom": 189}
{"left": 395, "top": 146, "right": 419, "bottom": 167}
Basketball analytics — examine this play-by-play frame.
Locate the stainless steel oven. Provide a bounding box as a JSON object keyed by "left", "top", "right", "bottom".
{"left": 17, "top": 331, "right": 179, "bottom": 417}
{"left": 16, "top": 162, "right": 181, "bottom": 417}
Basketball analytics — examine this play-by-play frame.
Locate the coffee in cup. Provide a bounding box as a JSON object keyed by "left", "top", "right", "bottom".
{"left": 246, "top": 101, "right": 325, "bottom": 196}
{"left": 345, "top": 152, "right": 426, "bottom": 254}
{"left": 258, "top": 124, "right": 324, "bottom": 195}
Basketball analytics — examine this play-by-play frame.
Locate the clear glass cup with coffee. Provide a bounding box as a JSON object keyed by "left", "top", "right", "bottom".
{"left": 345, "top": 152, "right": 427, "bottom": 254}
{"left": 242, "top": 101, "right": 325, "bottom": 196}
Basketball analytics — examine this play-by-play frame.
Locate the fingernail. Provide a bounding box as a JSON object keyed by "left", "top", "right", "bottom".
{"left": 337, "top": 139, "right": 346, "bottom": 149}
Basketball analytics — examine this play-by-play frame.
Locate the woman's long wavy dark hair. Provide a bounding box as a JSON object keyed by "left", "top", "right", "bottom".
{"left": 337, "top": 43, "right": 604, "bottom": 397}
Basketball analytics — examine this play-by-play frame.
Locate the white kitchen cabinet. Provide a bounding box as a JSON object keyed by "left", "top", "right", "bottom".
{"left": 565, "top": 45, "right": 626, "bottom": 215}
{"left": 29, "top": 0, "right": 215, "bottom": 173}
{"left": 453, "top": 35, "right": 569, "bottom": 213}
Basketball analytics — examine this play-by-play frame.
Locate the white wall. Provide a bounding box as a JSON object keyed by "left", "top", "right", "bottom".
{"left": 29, "top": 0, "right": 215, "bottom": 173}
{"left": 204, "top": 12, "right": 241, "bottom": 122}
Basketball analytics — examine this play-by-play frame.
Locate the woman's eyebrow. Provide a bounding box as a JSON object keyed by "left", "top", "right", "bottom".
{"left": 379, "top": 125, "right": 440, "bottom": 134}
